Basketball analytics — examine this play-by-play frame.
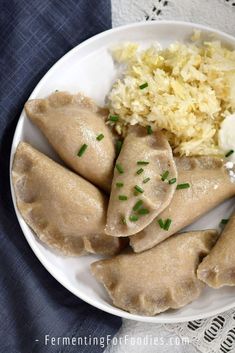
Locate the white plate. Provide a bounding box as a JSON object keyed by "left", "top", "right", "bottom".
{"left": 10, "top": 21, "right": 235, "bottom": 323}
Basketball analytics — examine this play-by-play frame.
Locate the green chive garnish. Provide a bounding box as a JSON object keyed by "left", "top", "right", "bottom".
{"left": 121, "top": 216, "right": 126, "bottom": 225}
{"left": 137, "top": 161, "right": 149, "bottom": 165}
{"left": 116, "top": 164, "right": 124, "bottom": 174}
{"left": 136, "top": 168, "right": 144, "bottom": 175}
{"left": 225, "top": 150, "right": 234, "bottom": 158}
{"left": 158, "top": 218, "right": 172, "bottom": 230}
{"left": 164, "top": 218, "right": 172, "bottom": 231}
{"left": 221, "top": 219, "right": 229, "bottom": 225}
{"left": 176, "top": 183, "right": 190, "bottom": 190}
{"left": 77, "top": 144, "right": 88, "bottom": 157}
{"left": 143, "top": 177, "right": 150, "bottom": 184}
{"left": 158, "top": 219, "right": 165, "bottom": 229}
{"left": 139, "top": 82, "right": 148, "bottom": 89}
{"left": 134, "top": 185, "right": 144, "bottom": 194}
{"left": 161, "top": 170, "right": 169, "bottom": 181}
{"left": 138, "top": 208, "right": 149, "bottom": 215}
{"left": 147, "top": 125, "right": 153, "bottom": 135}
{"left": 129, "top": 215, "right": 139, "bottom": 222}
{"left": 116, "top": 140, "right": 123, "bottom": 155}
{"left": 109, "top": 115, "right": 119, "bottom": 122}
{"left": 118, "top": 195, "right": 128, "bottom": 201}
{"left": 133, "top": 200, "right": 143, "bottom": 211}
{"left": 169, "top": 178, "right": 177, "bottom": 185}
{"left": 116, "top": 182, "right": 124, "bottom": 188}
{"left": 96, "top": 133, "right": 104, "bottom": 141}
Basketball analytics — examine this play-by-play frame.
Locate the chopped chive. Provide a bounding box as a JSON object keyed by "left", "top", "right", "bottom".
{"left": 147, "top": 125, "right": 153, "bottom": 135}
{"left": 109, "top": 115, "right": 119, "bottom": 122}
{"left": 134, "top": 185, "right": 144, "bottom": 194}
{"left": 143, "top": 177, "right": 150, "bottom": 184}
{"left": 221, "top": 218, "right": 229, "bottom": 225}
{"left": 176, "top": 183, "right": 190, "bottom": 190}
{"left": 133, "top": 200, "right": 143, "bottom": 211}
{"left": 137, "top": 161, "right": 149, "bottom": 165}
{"left": 225, "top": 150, "right": 234, "bottom": 158}
{"left": 96, "top": 133, "right": 104, "bottom": 141}
{"left": 139, "top": 82, "right": 148, "bottom": 89}
{"left": 161, "top": 170, "right": 169, "bottom": 181}
{"left": 164, "top": 218, "right": 172, "bottom": 231}
{"left": 116, "top": 182, "right": 124, "bottom": 188}
{"left": 77, "top": 144, "right": 88, "bottom": 157}
{"left": 138, "top": 208, "right": 149, "bottom": 215}
{"left": 157, "top": 218, "right": 172, "bottom": 230}
{"left": 158, "top": 218, "right": 165, "bottom": 229}
{"left": 118, "top": 195, "right": 128, "bottom": 201}
{"left": 136, "top": 168, "right": 144, "bottom": 175}
{"left": 169, "top": 178, "right": 177, "bottom": 185}
{"left": 121, "top": 216, "right": 126, "bottom": 225}
{"left": 116, "top": 164, "right": 124, "bottom": 174}
{"left": 116, "top": 140, "right": 123, "bottom": 155}
{"left": 129, "top": 215, "right": 139, "bottom": 222}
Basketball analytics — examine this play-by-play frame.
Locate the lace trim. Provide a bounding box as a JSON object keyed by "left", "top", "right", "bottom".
{"left": 112, "top": 0, "right": 235, "bottom": 36}
{"left": 165, "top": 310, "right": 235, "bottom": 353}
{"left": 143, "top": 0, "right": 170, "bottom": 20}
{"left": 222, "top": 0, "right": 235, "bottom": 8}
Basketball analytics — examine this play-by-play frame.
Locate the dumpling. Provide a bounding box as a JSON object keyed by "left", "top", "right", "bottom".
{"left": 12, "top": 142, "right": 126, "bottom": 256}
{"left": 25, "top": 91, "right": 116, "bottom": 192}
{"left": 197, "top": 211, "right": 235, "bottom": 288}
{"left": 105, "top": 126, "right": 177, "bottom": 237}
{"left": 130, "top": 157, "right": 235, "bottom": 253}
{"left": 91, "top": 230, "right": 218, "bottom": 316}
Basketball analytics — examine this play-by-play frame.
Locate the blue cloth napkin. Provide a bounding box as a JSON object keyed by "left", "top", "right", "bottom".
{"left": 0, "top": 1, "right": 121, "bottom": 352}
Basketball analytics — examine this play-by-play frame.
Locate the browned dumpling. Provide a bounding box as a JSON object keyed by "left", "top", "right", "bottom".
{"left": 105, "top": 126, "right": 177, "bottom": 237}
{"left": 91, "top": 230, "right": 218, "bottom": 316}
{"left": 197, "top": 211, "right": 235, "bottom": 288}
{"left": 25, "top": 91, "right": 115, "bottom": 192}
{"left": 12, "top": 142, "right": 126, "bottom": 256}
{"left": 130, "top": 157, "right": 235, "bottom": 253}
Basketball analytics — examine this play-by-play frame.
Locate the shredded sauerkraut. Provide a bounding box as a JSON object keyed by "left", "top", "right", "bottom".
{"left": 108, "top": 35, "right": 235, "bottom": 156}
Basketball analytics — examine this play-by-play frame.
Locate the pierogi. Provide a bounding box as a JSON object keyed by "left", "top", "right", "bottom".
{"left": 25, "top": 91, "right": 116, "bottom": 192}
{"left": 12, "top": 142, "right": 125, "bottom": 256}
{"left": 91, "top": 230, "right": 218, "bottom": 316}
{"left": 130, "top": 157, "right": 235, "bottom": 253}
{"left": 105, "top": 126, "right": 177, "bottom": 237}
{"left": 197, "top": 211, "right": 235, "bottom": 288}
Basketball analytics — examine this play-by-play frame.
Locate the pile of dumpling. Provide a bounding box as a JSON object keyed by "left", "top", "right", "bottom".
{"left": 12, "top": 91, "right": 235, "bottom": 316}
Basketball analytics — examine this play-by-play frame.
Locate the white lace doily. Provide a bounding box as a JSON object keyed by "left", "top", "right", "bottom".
{"left": 105, "top": 311, "right": 235, "bottom": 353}
{"left": 106, "top": 1, "right": 235, "bottom": 353}
{"left": 165, "top": 310, "right": 235, "bottom": 353}
{"left": 112, "top": 0, "right": 235, "bottom": 36}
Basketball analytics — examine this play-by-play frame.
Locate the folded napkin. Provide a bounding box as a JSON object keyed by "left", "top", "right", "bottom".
{"left": 0, "top": 1, "right": 121, "bottom": 352}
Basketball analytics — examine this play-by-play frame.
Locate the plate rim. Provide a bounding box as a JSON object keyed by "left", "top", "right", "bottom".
{"left": 10, "top": 20, "right": 235, "bottom": 323}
